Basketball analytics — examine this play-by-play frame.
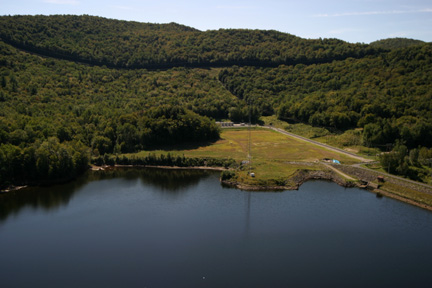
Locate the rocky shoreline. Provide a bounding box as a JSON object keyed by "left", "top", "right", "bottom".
{"left": 221, "top": 167, "right": 432, "bottom": 212}
{"left": 221, "top": 169, "right": 357, "bottom": 191}
{"left": 3, "top": 164, "right": 432, "bottom": 212}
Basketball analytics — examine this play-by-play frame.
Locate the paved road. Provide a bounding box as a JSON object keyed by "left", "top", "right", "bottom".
{"left": 223, "top": 124, "right": 432, "bottom": 190}
{"left": 349, "top": 163, "right": 432, "bottom": 191}
{"left": 264, "top": 126, "right": 373, "bottom": 163}
{"left": 224, "top": 124, "right": 372, "bottom": 162}
{"left": 265, "top": 125, "right": 432, "bottom": 190}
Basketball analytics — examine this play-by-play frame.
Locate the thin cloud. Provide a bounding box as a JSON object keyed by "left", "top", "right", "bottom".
{"left": 43, "top": 0, "right": 80, "bottom": 4}
{"left": 314, "top": 8, "right": 432, "bottom": 17}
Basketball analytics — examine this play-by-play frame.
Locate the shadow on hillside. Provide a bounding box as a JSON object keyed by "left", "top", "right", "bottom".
{"left": 144, "top": 139, "right": 220, "bottom": 152}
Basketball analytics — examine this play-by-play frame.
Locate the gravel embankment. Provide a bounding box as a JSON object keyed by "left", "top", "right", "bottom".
{"left": 335, "top": 164, "right": 432, "bottom": 195}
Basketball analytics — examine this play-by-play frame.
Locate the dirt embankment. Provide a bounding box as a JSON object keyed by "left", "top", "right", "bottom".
{"left": 222, "top": 169, "right": 356, "bottom": 191}
{"left": 335, "top": 164, "right": 432, "bottom": 195}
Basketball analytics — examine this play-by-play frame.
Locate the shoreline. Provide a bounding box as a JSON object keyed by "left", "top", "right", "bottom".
{"left": 372, "top": 189, "right": 432, "bottom": 212}
{"left": 221, "top": 167, "right": 432, "bottom": 212}
{"left": 90, "top": 164, "right": 227, "bottom": 172}
{"left": 221, "top": 169, "right": 357, "bottom": 191}
{"left": 3, "top": 164, "right": 432, "bottom": 212}
{"left": 0, "top": 185, "right": 28, "bottom": 194}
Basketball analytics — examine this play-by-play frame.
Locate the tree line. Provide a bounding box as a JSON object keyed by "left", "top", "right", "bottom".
{"left": 0, "top": 15, "right": 382, "bottom": 69}
{"left": 92, "top": 153, "right": 237, "bottom": 169}
{"left": 0, "top": 41, "right": 224, "bottom": 188}
{"left": 0, "top": 137, "right": 89, "bottom": 187}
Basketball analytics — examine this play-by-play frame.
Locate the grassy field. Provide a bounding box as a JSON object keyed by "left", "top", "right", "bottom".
{"left": 128, "top": 127, "right": 432, "bottom": 210}
{"left": 134, "top": 127, "right": 362, "bottom": 186}
{"left": 261, "top": 115, "right": 380, "bottom": 158}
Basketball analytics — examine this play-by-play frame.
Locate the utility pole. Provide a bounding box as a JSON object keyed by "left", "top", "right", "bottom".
{"left": 248, "top": 101, "right": 252, "bottom": 176}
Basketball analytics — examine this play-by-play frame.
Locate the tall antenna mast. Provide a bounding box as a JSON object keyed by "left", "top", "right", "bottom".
{"left": 248, "top": 101, "right": 252, "bottom": 176}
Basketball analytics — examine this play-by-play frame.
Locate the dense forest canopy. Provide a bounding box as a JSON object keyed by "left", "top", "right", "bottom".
{"left": 0, "top": 39, "right": 227, "bottom": 188}
{"left": 0, "top": 15, "right": 382, "bottom": 68}
{"left": 1, "top": 14, "right": 432, "bottom": 187}
{"left": 219, "top": 43, "right": 432, "bottom": 148}
{"left": 370, "top": 38, "right": 426, "bottom": 50}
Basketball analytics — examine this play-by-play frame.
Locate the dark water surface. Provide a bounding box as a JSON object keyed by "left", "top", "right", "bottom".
{"left": 1, "top": 168, "right": 432, "bottom": 288}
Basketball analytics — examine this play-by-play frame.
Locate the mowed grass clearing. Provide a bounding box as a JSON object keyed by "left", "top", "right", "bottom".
{"left": 134, "top": 127, "right": 362, "bottom": 185}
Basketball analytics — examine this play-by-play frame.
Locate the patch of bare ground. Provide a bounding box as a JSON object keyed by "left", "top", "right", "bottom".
{"left": 222, "top": 168, "right": 355, "bottom": 191}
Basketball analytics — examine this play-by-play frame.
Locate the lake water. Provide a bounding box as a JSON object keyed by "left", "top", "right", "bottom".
{"left": 1, "top": 168, "right": 432, "bottom": 288}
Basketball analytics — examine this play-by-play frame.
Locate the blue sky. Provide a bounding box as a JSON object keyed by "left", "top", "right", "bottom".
{"left": 2, "top": 0, "right": 431, "bottom": 43}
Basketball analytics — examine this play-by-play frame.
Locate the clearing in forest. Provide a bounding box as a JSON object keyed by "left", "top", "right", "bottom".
{"left": 135, "top": 127, "right": 362, "bottom": 185}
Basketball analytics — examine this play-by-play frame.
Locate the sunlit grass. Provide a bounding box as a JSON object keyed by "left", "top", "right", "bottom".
{"left": 132, "top": 127, "right": 362, "bottom": 185}
{"left": 137, "top": 128, "right": 361, "bottom": 164}
{"left": 194, "top": 128, "right": 359, "bottom": 163}
{"left": 261, "top": 116, "right": 379, "bottom": 159}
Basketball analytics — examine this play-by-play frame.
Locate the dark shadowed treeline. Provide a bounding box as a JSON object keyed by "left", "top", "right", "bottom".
{"left": 92, "top": 153, "right": 236, "bottom": 169}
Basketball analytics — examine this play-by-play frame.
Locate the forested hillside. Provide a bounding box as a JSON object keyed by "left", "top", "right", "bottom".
{"left": 218, "top": 42, "right": 432, "bottom": 180}
{"left": 370, "top": 38, "right": 425, "bottom": 50}
{"left": 219, "top": 43, "right": 432, "bottom": 148}
{"left": 0, "top": 15, "right": 381, "bottom": 68}
{"left": 1, "top": 15, "right": 432, "bottom": 187}
{"left": 0, "top": 41, "right": 225, "bottom": 188}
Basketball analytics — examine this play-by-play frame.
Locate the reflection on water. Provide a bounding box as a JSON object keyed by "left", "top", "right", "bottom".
{"left": 111, "top": 167, "right": 213, "bottom": 192}
{"left": 0, "top": 168, "right": 215, "bottom": 222}
{"left": 1, "top": 170, "right": 432, "bottom": 288}
{"left": 0, "top": 177, "right": 85, "bottom": 222}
